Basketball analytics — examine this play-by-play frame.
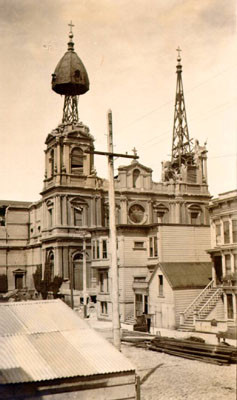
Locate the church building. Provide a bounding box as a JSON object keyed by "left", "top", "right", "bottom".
{"left": 0, "top": 28, "right": 213, "bottom": 328}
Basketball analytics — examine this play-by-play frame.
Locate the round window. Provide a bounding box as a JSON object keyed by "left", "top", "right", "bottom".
{"left": 129, "top": 204, "right": 145, "bottom": 223}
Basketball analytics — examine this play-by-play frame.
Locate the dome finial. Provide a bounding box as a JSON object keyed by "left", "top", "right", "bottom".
{"left": 176, "top": 46, "right": 182, "bottom": 73}
{"left": 68, "top": 21, "right": 75, "bottom": 51}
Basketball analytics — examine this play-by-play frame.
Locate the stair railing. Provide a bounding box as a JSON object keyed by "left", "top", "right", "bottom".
{"left": 179, "top": 279, "right": 214, "bottom": 325}
{"left": 197, "top": 287, "right": 223, "bottom": 320}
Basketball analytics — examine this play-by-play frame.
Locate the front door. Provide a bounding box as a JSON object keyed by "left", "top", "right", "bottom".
{"left": 135, "top": 294, "right": 143, "bottom": 317}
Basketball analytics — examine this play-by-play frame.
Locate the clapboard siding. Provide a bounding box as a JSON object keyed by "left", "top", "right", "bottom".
{"left": 120, "top": 266, "right": 148, "bottom": 302}
{"left": 122, "top": 235, "right": 148, "bottom": 267}
{"left": 160, "top": 225, "right": 211, "bottom": 262}
{"left": 174, "top": 288, "right": 202, "bottom": 326}
{"left": 149, "top": 268, "right": 176, "bottom": 329}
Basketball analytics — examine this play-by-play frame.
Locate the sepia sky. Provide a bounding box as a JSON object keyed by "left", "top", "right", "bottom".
{"left": 0, "top": 0, "right": 236, "bottom": 201}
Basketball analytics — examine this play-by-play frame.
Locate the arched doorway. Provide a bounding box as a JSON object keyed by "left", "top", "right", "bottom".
{"left": 73, "top": 253, "right": 83, "bottom": 290}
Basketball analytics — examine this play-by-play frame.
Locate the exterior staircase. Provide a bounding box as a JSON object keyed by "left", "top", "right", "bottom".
{"left": 124, "top": 313, "right": 137, "bottom": 326}
{"left": 179, "top": 280, "right": 223, "bottom": 331}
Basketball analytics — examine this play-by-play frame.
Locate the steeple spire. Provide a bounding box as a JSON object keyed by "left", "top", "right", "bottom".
{"left": 51, "top": 22, "right": 89, "bottom": 124}
{"left": 171, "top": 48, "right": 192, "bottom": 170}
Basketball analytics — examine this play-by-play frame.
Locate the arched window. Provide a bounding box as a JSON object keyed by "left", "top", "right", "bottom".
{"left": 188, "top": 204, "right": 202, "bottom": 225}
{"left": 45, "top": 251, "right": 54, "bottom": 283}
{"left": 133, "top": 169, "right": 140, "bottom": 188}
{"left": 73, "top": 253, "right": 83, "bottom": 290}
{"left": 71, "top": 147, "right": 83, "bottom": 174}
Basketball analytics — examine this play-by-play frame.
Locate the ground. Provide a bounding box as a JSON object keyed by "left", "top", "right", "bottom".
{"left": 122, "top": 343, "right": 236, "bottom": 400}
{"left": 86, "top": 313, "right": 237, "bottom": 400}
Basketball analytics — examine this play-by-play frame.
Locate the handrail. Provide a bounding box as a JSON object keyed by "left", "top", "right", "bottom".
{"left": 197, "top": 287, "right": 223, "bottom": 319}
{"left": 180, "top": 279, "right": 214, "bottom": 322}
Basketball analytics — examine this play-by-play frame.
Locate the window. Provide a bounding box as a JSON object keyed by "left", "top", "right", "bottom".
{"left": 48, "top": 208, "right": 53, "bottom": 228}
{"left": 73, "top": 253, "right": 83, "bottom": 290}
{"left": 133, "top": 169, "right": 140, "bottom": 188}
{"left": 15, "top": 274, "right": 24, "bottom": 290}
{"left": 102, "top": 239, "right": 107, "bottom": 259}
{"left": 99, "top": 270, "right": 109, "bottom": 293}
{"left": 215, "top": 223, "right": 221, "bottom": 245}
{"left": 45, "top": 252, "right": 54, "bottom": 283}
{"left": 71, "top": 148, "right": 83, "bottom": 174}
{"left": 190, "top": 212, "right": 199, "bottom": 225}
{"left": 188, "top": 204, "right": 201, "bottom": 225}
{"left": 158, "top": 275, "right": 163, "bottom": 296}
{"left": 92, "top": 241, "right": 96, "bottom": 260}
{"left": 134, "top": 241, "right": 144, "bottom": 249}
{"left": 74, "top": 208, "right": 83, "bottom": 226}
{"left": 149, "top": 236, "right": 158, "bottom": 258}
{"left": 0, "top": 206, "right": 6, "bottom": 226}
{"left": 101, "top": 301, "right": 108, "bottom": 315}
{"left": 92, "top": 239, "right": 101, "bottom": 259}
{"left": 224, "top": 221, "right": 230, "bottom": 244}
{"left": 232, "top": 220, "right": 237, "bottom": 243}
{"left": 96, "top": 240, "right": 100, "bottom": 259}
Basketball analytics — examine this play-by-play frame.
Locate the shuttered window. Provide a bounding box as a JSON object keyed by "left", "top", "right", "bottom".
{"left": 71, "top": 148, "right": 83, "bottom": 174}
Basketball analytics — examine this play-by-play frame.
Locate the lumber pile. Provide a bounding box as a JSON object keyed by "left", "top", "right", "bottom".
{"left": 121, "top": 331, "right": 237, "bottom": 365}
{"left": 149, "top": 337, "right": 237, "bottom": 365}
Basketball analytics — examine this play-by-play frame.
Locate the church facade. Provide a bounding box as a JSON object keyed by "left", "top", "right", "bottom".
{"left": 0, "top": 29, "right": 213, "bottom": 327}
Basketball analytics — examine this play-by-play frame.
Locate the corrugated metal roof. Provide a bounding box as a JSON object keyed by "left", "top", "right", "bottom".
{"left": 159, "top": 262, "right": 212, "bottom": 289}
{"left": 0, "top": 300, "right": 135, "bottom": 384}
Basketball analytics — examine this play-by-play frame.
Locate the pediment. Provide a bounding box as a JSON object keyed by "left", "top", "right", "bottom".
{"left": 118, "top": 161, "right": 152, "bottom": 174}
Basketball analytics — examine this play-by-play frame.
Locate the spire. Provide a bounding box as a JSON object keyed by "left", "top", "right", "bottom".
{"left": 171, "top": 47, "right": 192, "bottom": 170}
{"left": 51, "top": 22, "right": 89, "bottom": 125}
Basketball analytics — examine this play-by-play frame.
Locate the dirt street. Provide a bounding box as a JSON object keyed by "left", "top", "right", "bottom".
{"left": 122, "top": 343, "right": 236, "bottom": 400}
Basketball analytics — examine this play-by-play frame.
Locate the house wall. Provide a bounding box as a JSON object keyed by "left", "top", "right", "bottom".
{"left": 159, "top": 225, "right": 211, "bottom": 262}
{"left": 149, "top": 268, "right": 176, "bottom": 329}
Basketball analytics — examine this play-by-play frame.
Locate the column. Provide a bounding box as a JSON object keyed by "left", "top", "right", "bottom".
{"left": 63, "top": 247, "right": 69, "bottom": 279}
{"left": 232, "top": 293, "right": 237, "bottom": 321}
{"left": 222, "top": 253, "right": 226, "bottom": 276}
{"left": 223, "top": 293, "right": 228, "bottom": 320}
{"left": 91, "top": 198, "right": 95, "bottom": 227}
{"left": 229, "top": 218, "right": 233, "bottom": 244}
{"left": 54, "top": 247, "right": 63, "bottom": 276}
{"left": 96, "top": 196, "right": 102, "bottom": 227}
{"left": 55, "top": 196, "right": 61, "bottom": 226}
{"left": 212, "top": 262, "right": 217, "bottom": 286}
{"left": 56, "top": 138, "right": 61, "bottom": 184}
{"left": 120, "top": 196, "right": 127, "bottom": 224}
{"left": 231, "top": 252, "right": 235, "bottom": 273}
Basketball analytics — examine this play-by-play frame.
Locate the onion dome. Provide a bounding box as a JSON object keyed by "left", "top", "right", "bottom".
{"left": 51, "top": 24, "right": 89, "bottom": 96}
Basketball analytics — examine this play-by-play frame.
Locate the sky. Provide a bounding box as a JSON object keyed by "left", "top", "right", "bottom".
{"left": 0, "top": 0, "right": 236, "bottom": 201}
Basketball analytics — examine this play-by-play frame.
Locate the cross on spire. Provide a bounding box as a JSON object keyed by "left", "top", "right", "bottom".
{"left": 176, "top": 46, "right": 182, "bottom": 63}
{"left": 132, "top": 147, "right": 138, "bottom": 157}
{"left": 68, "top": 21, "right": 75, "bottom": 34}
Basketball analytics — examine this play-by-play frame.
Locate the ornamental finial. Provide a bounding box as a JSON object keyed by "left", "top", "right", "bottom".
{"left": 68, "top": 21, "right": 75, "bottom": 51}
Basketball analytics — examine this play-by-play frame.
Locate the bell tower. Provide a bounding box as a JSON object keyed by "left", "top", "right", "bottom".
{"left": 42, "top": 22, "right": 96, "bottom": 193}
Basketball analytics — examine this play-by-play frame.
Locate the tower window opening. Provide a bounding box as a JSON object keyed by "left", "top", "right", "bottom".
{"left": 71, "top": 148, "right": 83, "bottom": 174}
{"left": 50, "top": 149, "right": 54, "bottom": 177}
{"left": 133, "top": 169, "right": 140, "bottom": 188}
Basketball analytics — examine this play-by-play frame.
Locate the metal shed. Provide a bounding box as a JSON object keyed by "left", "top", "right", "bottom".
{"left": 0, "top": 299, "right": 137, "bottom": 399}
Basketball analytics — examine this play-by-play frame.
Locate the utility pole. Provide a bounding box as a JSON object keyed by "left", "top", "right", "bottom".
{"left": 85, "top": 110, "right": 139, "bottom": 350}
{"left": 82, "top": 233, "right": 87, "bottom": 318}
{"left": 107, "top": 110, "right": 121, "bottom": 350}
